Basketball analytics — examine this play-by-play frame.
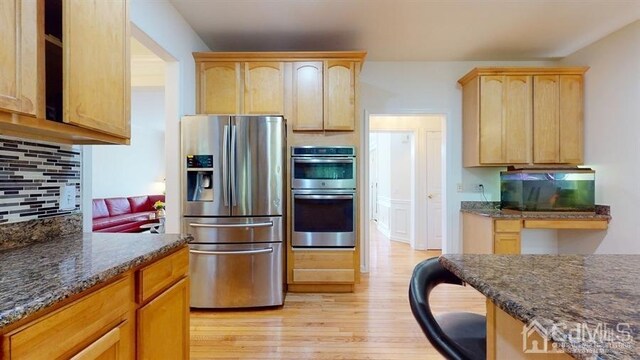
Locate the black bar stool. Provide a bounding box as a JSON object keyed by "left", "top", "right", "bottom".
{"left": 408, "top": 257, "right": 486, "bottom": 360}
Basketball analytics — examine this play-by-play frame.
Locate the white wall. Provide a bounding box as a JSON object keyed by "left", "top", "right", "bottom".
{"left": 360, "top": 60, "right": 552, "bottom": 253}
{"left": 92, "top": 88, "right": 166, "bottom": 199}
{"left": 557, "top": 21, "right": 640, "bottom": 254}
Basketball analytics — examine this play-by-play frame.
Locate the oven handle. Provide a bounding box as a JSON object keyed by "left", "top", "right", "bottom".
{"left": 189, "top": 221, "right": 274, "bottom": 228}
{"left": 292, "top": 158, "right": 354, "bottom": 164}
{"left": 294, "top": 195, "right": 354, "bottom": 200}
{"left": 189, "top": 248, "right": 273, "bottom": 256}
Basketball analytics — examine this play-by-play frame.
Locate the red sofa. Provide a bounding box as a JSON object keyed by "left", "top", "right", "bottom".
{"left": 92, "top": 195, "right": 165, "bottom": 233}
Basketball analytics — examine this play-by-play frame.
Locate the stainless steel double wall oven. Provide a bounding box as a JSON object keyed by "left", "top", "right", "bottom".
{"left": 182, "top": 115, "right": 285, "bottom": 309}
{"left": 291, "top": 146, "right": 356, "bottom": 248}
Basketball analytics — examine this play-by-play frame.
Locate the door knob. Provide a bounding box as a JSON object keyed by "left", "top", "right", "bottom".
{"left": 428, "top": 194, "right": 433, "bottom": 199}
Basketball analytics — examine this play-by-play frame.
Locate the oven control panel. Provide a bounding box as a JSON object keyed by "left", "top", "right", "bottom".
{"left": 292, "top": 146, "right": 355, "bottom": 157}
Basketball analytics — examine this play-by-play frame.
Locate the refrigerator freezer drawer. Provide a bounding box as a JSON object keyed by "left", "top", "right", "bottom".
{"left": 189, "top": 242, "right": 284, "bottom": 308}
{"left": 183, "top": 216, "right": 283, "bottom": 244}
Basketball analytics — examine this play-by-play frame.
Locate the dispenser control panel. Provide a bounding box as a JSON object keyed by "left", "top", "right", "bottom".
{"left": 186, "top": 155, "right": 213, "bottom": 168}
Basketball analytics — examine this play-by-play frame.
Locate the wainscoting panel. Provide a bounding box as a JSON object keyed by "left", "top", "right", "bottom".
{"left": 389, "top": 199, "right": 411, "bottom": 243}
{"left": 375, "top": 196, "right": 391, "bottom": 238}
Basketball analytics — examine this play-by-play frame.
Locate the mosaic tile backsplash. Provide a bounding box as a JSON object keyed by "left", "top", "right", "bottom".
{"left": 0, "top": 136, "right": 81, "bottom": 224}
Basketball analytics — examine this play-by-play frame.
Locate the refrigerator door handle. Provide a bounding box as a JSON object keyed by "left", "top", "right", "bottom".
{"left": 222, "top": 125, "right": 229, "bottom": 207}
{"left": 189, "top": 248, "right": 273, "bottom": 256}
{"left": 189, "top": 221, "right": 274, "bottom": 229}
{"left": 230, "top": 124, "right": 237, "bottom": 207}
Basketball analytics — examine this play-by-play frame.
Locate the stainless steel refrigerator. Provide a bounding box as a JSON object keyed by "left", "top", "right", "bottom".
{"left": 181, "top": 115, "right": 285, "bottom": 308}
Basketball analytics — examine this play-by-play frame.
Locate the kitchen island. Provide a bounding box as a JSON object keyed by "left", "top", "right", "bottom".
{"left": 0, "top": 232, "right": 190, "bottom": 359}
{"left": 440, "top": 254, "right": 639, "bottom": 359}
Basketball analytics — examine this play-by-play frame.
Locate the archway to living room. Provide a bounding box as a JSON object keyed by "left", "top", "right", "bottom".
{"left": 87, "top": 34, "right": 170, "bottom": 234}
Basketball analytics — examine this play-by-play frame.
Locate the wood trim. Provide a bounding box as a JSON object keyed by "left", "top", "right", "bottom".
{"left": 0, "top": 111, "right": 130, "bottom": 144}
{"left": 287, "top": 283, "right": 354, "bottom": 293}
{"left": 486, "top": 299, "right": 496, "bottom": 360}
{"left": 524, "top": 219, "right": 608, "bottom": 230}
{"left": 458, "top": 67, "right": 589, "bottom": 85}
{"left": 194, "top": 51, "right": 367, "bottom": 62}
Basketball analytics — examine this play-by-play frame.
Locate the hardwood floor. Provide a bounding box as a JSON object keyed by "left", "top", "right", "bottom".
{"left": 190, "top": 223, "right": 485, "bottom": 359}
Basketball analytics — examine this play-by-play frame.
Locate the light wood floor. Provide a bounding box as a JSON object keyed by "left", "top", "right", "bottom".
{"left": 190, "top": 223, "right": 485, "bottom": 359}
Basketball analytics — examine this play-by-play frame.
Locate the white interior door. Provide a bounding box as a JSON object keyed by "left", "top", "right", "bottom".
{"left": 426, "top": 131, "right": 442, "bottom": 249}
{"left": 369, "top": 147, "right": 378, "bottom": 221}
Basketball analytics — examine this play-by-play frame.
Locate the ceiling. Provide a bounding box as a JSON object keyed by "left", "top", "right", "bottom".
{"left": 131, "top": 38, "right": 165, "bottom": 87}
{"left": 169, "top": 0, "right": 639, "bottom": 61}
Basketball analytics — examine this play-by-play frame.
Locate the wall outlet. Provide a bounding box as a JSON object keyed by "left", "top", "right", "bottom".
{"left": 59, "top": 185, "right": 76, "bottom": 210}
{"left": 456, "top": 183, "right": 463, "bottom": 192}
{"left": 472, "top": 184, "right": 484, "bottom": 193}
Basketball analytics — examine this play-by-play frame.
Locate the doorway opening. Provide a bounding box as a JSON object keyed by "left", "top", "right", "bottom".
{"left": 82, "top": 25, "right": 180, "bottom": 233}
{"left": 363, "top": 114, "right": 446, "bottom": 271}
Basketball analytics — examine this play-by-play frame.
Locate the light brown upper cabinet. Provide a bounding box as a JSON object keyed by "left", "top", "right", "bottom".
{"left": 0, "top": 0, "right": 131, "bottom": 144}
{"left": 244, "top": 62, "right": 284, "bottom": 114}
{"left": 199, "top": 62, "right": 242, "bottom": 114}
{"left": 324, "top": 61, "right": 355, "bottom": 131}
{"left": 533, "top": 75, "right": 584, "bottom": 164}
{"left": 0, "top": 0, "right": 38, "bottom": 117}
{"left": 292, "top": 62, "right": 324, "bottom": 130}
{"left": 194, "top": 52, "right": 365, "bottom": 132}
{"left": 459, "top": 67, "right": 588, "bottom": 167}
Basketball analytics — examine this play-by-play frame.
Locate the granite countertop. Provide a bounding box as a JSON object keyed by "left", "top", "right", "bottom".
{"left": 440, "top": 254, "right": 640, "bottom": 359}
{"left": 0, "top": 232, "right": 190, "bottom": 331}
{"left": 460, "top": 201, "right": 612, "bottom": 221}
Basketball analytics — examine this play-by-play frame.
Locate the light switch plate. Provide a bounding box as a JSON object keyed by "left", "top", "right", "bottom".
{"left": 59, "top": 185, "right": 76, "bottom": 210}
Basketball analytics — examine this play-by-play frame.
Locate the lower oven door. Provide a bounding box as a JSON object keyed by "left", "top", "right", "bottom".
{"left": 189, "top": 242, "right": 284, "bottom": 308}
{"left": 291, "top": 189, "right": 355, "bottom": 248}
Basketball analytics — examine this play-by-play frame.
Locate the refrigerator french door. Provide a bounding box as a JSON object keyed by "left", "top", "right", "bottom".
{"left": 181, "top": 115, "right": 285, "bottom": 308}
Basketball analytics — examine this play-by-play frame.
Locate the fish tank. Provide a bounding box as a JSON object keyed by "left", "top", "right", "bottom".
{"left": 500, "top": 169, "right": 595, "bottom": 212}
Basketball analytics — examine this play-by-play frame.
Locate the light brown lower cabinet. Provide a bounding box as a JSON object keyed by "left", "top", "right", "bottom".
{"left": 137, "top": 278, "right": 190, "bottom": 360}
{"left": 1, "top": 246, "right": 189, "bottom": 359}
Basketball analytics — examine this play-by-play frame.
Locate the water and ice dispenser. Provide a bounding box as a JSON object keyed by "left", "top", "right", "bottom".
{"left": 186, "top": 155, "right": 214, "bottom": 202}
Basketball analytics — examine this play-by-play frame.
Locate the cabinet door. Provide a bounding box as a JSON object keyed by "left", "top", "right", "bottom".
{"left": 70, "top": 322, "right": 128, "bottom": 360}
{"left": 494, "top": 233, "right": 521, "bottom": 254}
{"left": 479, "top": 76, "right": 505, "bottom": 163}
{"left": 137, "top": 278, "right": 189, "bottom": 360}
{"left": 533, "top": 75, "right": 560, "bottom": 163}
{"left": 504, "top": 76, "right": 532, "bottom": 164}
{"left": 292, "top": 62, "right": 323, "bottom": 130}
{"left": 324, "top": 60, "right": 355, "bottom": 131}
{"left": 0, "top": 0, "right": 38, "bottom": 116}
{"left": 199, "top": 62, "right": 241, "bottom": 114}
{"left": 64, "top": 0, "right": 130, "bottom": 139}
{"left": 244, "top": 62, "right": 284, "bottom": 114}
{"left": 559, "top": 75, "right": 583, "bottom": 164}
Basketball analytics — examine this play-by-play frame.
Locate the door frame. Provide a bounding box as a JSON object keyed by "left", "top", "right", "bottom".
{"left": 361, "top": 112, "right": 447, "bottom": 273}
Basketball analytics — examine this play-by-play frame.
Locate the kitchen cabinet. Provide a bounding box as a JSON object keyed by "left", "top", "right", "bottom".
{"left": 0, "top": 0, "right": 130, "bottom": 145}
{"left": 288, "top": 249, "right": 358, "bottom": 293}
{"left": 194, "top": 52, "right": 365, "bottom": 132}
{"left": 199, "top": 62, "right": 242, "bottom": 114}
{"left": 244, "top": 62, "right": 284, "bottom": 114}
{"left": 196, "top": 60, "right": 284, "bottom": 115}
{"left": 0, "top": 0, "right": 38, "bottom": 116}
{"left": 459, "top": 67, "right": 588, "bottom": 167}
{"left": 292, "top": 62, "right": 324, "bottom": 130}
{"left": 533, "top": 75, "right": 584, "bottom": 164}
{"left": 0, "top": 246, "right": 189, "bottom": 359}
{"left": 324, "top": 60, "right": 356, "bottom": 131}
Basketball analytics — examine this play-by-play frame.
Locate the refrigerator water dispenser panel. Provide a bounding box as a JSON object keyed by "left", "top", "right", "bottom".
{"left": 186, "top": 155, "right": 214, "bottom": 202}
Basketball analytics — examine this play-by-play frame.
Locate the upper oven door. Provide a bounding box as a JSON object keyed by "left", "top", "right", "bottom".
{"left": 291, "top": 157, "right": 356, "bottom": 189}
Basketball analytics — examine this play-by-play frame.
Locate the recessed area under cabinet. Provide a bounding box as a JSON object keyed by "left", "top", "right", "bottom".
{"left": 459, "top": 67, "right": 588, "bottom": 167}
